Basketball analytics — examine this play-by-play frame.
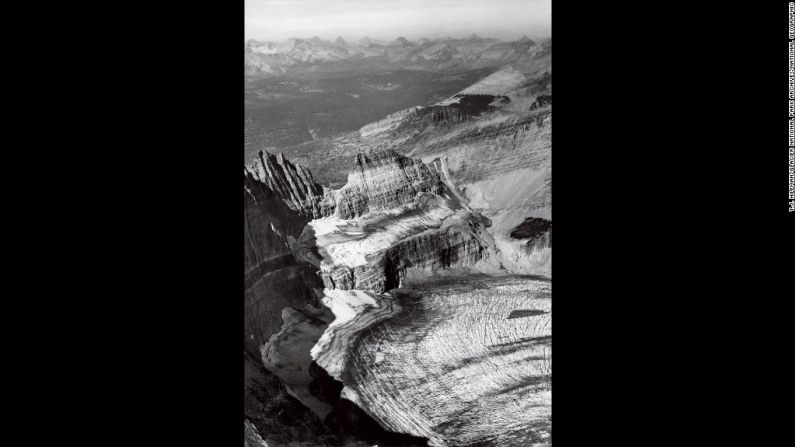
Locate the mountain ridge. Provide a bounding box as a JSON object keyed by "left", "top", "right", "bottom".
{"left": 246, "top": 35, "right": 551, "bottom": 76}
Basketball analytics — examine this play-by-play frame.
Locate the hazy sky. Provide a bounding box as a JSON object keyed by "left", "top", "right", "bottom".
{"left": 245, "top": 0, "right": 550, "bottom": 42}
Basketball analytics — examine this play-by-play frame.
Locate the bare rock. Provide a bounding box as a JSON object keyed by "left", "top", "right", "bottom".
{"left": 325, "top": 150, "right": 445, "bottom": 220}
{"left": 247, "top": 150, "right": 330, "bottom": 218}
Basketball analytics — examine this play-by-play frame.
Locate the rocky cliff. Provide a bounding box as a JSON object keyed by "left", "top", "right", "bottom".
{"left": 310, "top": 151, "right": 497, "bottom": 294}
{"left": 245, "top": 351, "right": 338, "bottom": 447}
{"left": 247, "top": 150, "right": 329, "bottom": 218}
{"left": 244, "top": 165, "right": 324, "bottom": 358}
{"left": 358, "top": 106, "right": 424, "bottom": 138}
{"left": 279, "top": 65, "right": 552, "bottom": 277}
{"left": 323, "top": 151, "right": 445, "bottom": 219}
{"left": 511, "top": 217, "right": 552, "bottom": 254}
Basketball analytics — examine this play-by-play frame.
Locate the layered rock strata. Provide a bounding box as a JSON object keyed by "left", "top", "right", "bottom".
{"left": 323, "top": 151, "right": 445, "bottom": 219}
{"left": 273, "top": 69, "right": 553, "bottom": 280}
{"left": 311, "top": 151, "right": 497, "bottom": 293}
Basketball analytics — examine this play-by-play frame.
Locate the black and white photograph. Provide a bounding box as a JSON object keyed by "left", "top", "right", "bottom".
{"left": 244, "top": 0, "right": 551, "bottom": 445}
{"left": 15, "top": 2, "right": 789, "bottom": 446}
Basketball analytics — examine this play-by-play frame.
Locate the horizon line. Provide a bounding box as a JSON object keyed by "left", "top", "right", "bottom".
{"left": 245, "top": 33, "right": 551, "bottom": 44}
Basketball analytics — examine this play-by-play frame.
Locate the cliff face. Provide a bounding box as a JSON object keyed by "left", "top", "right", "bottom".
{"left": 511, "top": 217, "right": 552, "bottom": 254}
{"left": 244, "top": 169, "right": 323, "bottom": 358}
{"left": 244, "top": 351, "right": 338, "bottom": 447}
{"left": 247, "top": 150, "right": 330, "bottom": 219}
{"left": 359, "top": 106, "right": 424, "bottom": 138}
{"left": 309, "top": 151, "right": 497, "bottom": 294}
{"left": 324, "top": 151, "right": 445, "bottom": 220}
{"left": 320, "top": 216, "right": 491, "bottom": 292}
{"left": 244, "top": 170, "right": 303, "bottom": 268}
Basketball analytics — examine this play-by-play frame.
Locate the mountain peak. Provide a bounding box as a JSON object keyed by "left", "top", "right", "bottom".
{"left": 250, "top": 150, "right": 326, "bottom": 218}
{"left": 335, "top": 36, "right": 347, "bottom": 46}
{"left": 395, "top": 36, "right": 411, "bottom": 47}
{"left": 518, "top": 35, "right": 534, "bottom": 45}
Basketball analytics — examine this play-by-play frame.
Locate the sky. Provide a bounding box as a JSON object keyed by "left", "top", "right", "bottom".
{"left": 245, "top": 0, "right": 550, "bottom": 42}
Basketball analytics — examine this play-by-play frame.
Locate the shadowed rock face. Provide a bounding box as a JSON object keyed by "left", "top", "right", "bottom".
{"left": 434, "top": 94, "right": 509, "bottom": 121}
{"left": 309, "top": 362, "right": 430, "bottom": 447}
{"left": 244, "top": 169, "right": 324, "bottom": 357}
{"left": 510, "top": 217, "right": 552, "bottom": 253}
{"left": 509, "top": 217, "right": 551, "bottom": 239}
{"left": 529, "top": 94, "right": 551, "bottom": 110}
{"left": 430, "top": 106, "right": 470, "bottom": 126}
{"left": 247, "top": 349, "right": 428, "bottom": 446}
{"left": 244, "top": 171, "right": 303, "bottom": 270}
{"left": 245, "top": 351, "right": 338, "bottom": 446}
{"left": 247, "top": 150, "right": 330, "bottom": 218}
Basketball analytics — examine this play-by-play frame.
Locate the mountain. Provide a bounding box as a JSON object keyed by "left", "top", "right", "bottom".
{"left": 244, "top": 49, "right": 552, "bottom": 446}
{"left": 245, "top": 35, "right": 550, "bottom": 76}
{"left": 244, "top": 151, "right": 433, "bottom": 447}
{"left": 277, "top": 64, "right": 551, "bottom": 278}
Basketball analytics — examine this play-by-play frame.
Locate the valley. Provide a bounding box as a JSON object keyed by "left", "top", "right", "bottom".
{"left": 245, "top": 68, "right": 494, "bottom": 158}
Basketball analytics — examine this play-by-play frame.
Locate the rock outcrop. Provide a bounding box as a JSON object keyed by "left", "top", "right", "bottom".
{"left": 359, "top": 106, "right": 424, "bottom": 138}
{"left": 511, "top": 217, "right": 552, "bottom": 253}
{"left": 247, "top": 150, "right": 329, "bottom": 218}
{"left": 244, "top": 351, "right": 338, "bottom": 447}
{"left": 324, "top": 151, "right": 445, "bottom": 220}
{"left": 320, "top": 213, "right": 492, "bottom": 292}
{"left": 311, "top": 151, "right": 497, "bottom": 293}
{"left": 261, "top": 305, "right": 335, "bottom": 419}
{"left": 244, "top": 167, "right": 324, "bottom": 357}
{"left": 529, "top": 94, "right": 552, "bottom": 110}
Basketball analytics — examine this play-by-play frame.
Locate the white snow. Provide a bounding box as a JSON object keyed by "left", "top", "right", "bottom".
{"left": 309, "top": 201, "right": 458, "bottom": 269}
{"left": 435, "top": 67, "right": 528, "bottom": 106}
{"left": 321, "top": 289, "right": 378, "bottom": 327}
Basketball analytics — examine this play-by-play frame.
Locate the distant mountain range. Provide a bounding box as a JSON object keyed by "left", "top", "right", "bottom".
{"left": 245, "top": 35, "right": 551, "bottom": 76}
